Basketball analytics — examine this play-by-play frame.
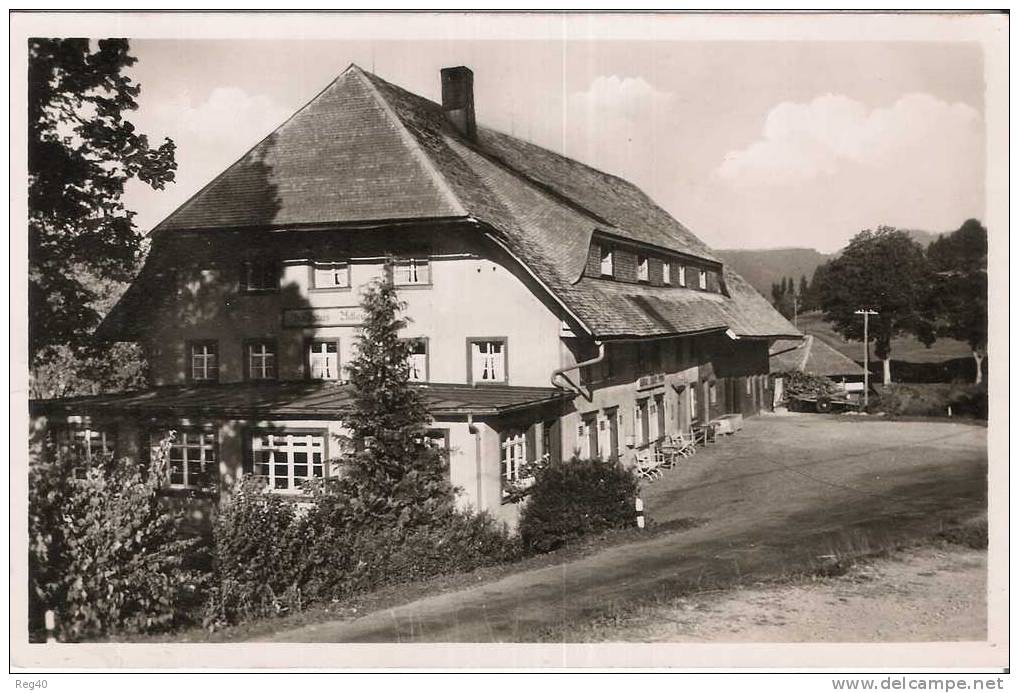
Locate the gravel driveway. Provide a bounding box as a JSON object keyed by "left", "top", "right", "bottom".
{"left": 258, "top": 415, "right": 987, "bottom": 643}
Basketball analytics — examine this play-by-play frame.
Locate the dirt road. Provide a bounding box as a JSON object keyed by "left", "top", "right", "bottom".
{"left": 559, "top": 543, "right": 986, "bottom": 642}
{"left": 259, "top": 416, "right": 987, "bottom": 643}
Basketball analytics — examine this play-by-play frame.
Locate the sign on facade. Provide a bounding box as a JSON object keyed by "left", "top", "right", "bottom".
{"left": 282, "top": 306, "right": 365, "bottom": 328}
{"left": 637, "top": 373, "right": 666, "bottom": 390}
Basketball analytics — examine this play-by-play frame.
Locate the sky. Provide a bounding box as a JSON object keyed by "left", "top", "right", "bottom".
{"left": 122, "top": 39, "right": 985, "bottom": 253}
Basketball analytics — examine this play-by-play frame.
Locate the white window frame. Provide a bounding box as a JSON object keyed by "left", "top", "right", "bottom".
{"left": 312, "top": 261, "right": 350, "bottom": 289}
{"left": 470, "top": 339, "right": 506, "bottom": 384}
{"left": 165, "top": 430, "right": 217, "bottom": 490}
{"left": 500, "top": 432, "right": 528, "bottom": 498}
{"left": 189, "top": 342, "right": 218, "bottom": 382}
{"left": 637, "top": 256, "right": 649, "bottom": 282}
{"left": 308, "top": 339, "right": 340, "bottom": 380}
{"left": 600, "top": 247, "right": 614, "bottom": 276}
{"left": 663, "top": 262, "right": 671, "bottom": 285}
{"left": 746, "top": 378, "right": 753, "bottom": 395}
{"left": 394, "top": 258, "right": 430, "bottom": 286}
{"left": 678, "top": 265, "right": 687, "bottom": 287}
{"left": 710, "top": 381, "right": 718, "bottom": 404}
{"left": 249, "top": 431, "right": 326, "bottom": 493}
{"left": 699, "top": 269, "right": 708, "bottom": 290}
{"left": 247, "top": 341, "right": 277, "bottom": 381}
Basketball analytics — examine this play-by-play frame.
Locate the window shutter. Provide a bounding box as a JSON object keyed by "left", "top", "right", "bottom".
{"left": 239, "top": 262, "right": 249, "bottom": 291}
{"left": 525, "top": 425, "right": 537, "bottom": 463}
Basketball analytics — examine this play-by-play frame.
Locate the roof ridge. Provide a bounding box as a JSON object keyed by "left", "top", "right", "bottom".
{"left": 352, "top": 68, "right": 468, "bottom": 218}
{"left": 799, "top": 334, "right": 813, "bottom": 371}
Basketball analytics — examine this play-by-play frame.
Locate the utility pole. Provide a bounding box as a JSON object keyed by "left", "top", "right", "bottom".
{"left": 854, "top": 309, "right": 879, "bottom": 409}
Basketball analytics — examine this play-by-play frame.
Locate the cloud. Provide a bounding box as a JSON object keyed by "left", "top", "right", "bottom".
{"left": 557, "top": 75, "right": 677, "bottom": 194}
{"left": 716, "top": 92, "right": 982, "bottom": 186}
{"left": 567, "top": 75, "right": 676, "bottom": 122}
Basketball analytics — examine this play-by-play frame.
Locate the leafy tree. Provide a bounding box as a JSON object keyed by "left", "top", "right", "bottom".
{"left": 29, "top": 434, "right": 204, "bottom": 641}
{"left": 817, "top": 227, "right": 934, "bottom": 384}
{"left": 28, "top": 38, "right": 175, "bottom": 361}
{"left": 342, "top": 263, "right": 456, "bottom": 528}
{"left": 927, "top": 219, "right": 988, "bottom": 383}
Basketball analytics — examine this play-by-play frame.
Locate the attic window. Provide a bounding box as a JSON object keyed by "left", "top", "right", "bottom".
{"left": 600, "top": 247, "right": 614, "bottom": 276}
{"left": 663, "top": 262, "right": 672, "bottom": 285}
{"left": 637, "top": 256, "right": 649, "bottom": 282}
{"left": 698, "top": 270, "right": 708, "bottom": 290}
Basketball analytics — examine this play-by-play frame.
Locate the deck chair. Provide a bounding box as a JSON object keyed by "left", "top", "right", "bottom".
{"left": 651, "top": 442, "right": 677, "bottom": 470}
{"left": 633, "top": 449, "right": 663, "bottom": 481}
{"left": 668, "top": 432, "right": 698, "bottom": 458}
{"left": 692, "top": 423, "right": 716, "bottom": 446}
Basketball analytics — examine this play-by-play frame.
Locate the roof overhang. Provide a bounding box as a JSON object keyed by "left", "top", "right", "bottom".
{"left": 30, "top": 382, "right": 573, "bottom": 421}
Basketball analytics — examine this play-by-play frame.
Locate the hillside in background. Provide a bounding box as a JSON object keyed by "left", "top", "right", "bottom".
{"left": 720, "top": 230, "right": 945, "bottom": 299}
{"left": 718, "top": 248, "right": 829, "bottom": 298}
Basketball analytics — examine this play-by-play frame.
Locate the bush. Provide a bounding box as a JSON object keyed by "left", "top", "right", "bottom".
{"left": 203, "top": 478, "right": 309, "bottom": 626}
{"left": 205, "top": 479, "right": 520, "bottom": 627}
{"left": 870, "top": 383, "right": 987, "bottom": 419}
{"left": 29, "top": 437, "right": 207, "bottom": 641}
{"left": 518, "top": 457, "right": 638, "bottom": 554}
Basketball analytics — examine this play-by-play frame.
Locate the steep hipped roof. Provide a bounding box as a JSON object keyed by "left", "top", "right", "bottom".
{"left": 117, "top": 65, "right": 797, "bottom": 341}
{"left": 770, "top": 335, "right": 866, "bottom": 377}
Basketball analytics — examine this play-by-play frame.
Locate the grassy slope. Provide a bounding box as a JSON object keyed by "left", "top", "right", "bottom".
{"left": 795, "top": 311, "right": 973, "bottom": 364}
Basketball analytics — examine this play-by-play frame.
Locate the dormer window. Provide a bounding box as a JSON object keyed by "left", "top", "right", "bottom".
{"left": 394, "top": 258, "right": 430, "bottom": 286}
{"left": 600, "top": 247, "right": 614, "bottom": 276}
{"left": 678, "top": 265, "right": 687, "bottom": 287}
{"left": 698, "top": 269, "right": 708, "bottom": 290}
{"left": 241, "top": 259, "right": 280, "bottom": 292}
{"left": 637, "top": 256, "right": 649, "bottom": 282}
{"left": 662, "top": 262, "right": 671, "bottom": 285}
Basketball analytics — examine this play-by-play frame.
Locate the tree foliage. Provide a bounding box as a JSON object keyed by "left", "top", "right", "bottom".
{"left": 29, "top": 435, "right": 205, "bottom": 641}
{"left": 340, "top": 262, "right": 456, "bottom": 528}
{"left": 817, "top": 227, "right": 934, "bottom": 376}
{"left": 28, "top": 38, "right": 176, "bottom": 357}
{"left": 926, "top": 219, "right": 988, "bottom": 383}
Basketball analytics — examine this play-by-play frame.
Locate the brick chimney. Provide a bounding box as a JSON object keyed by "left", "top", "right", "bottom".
{"left": 441, "top": 66, "right": 476, "bottom": 140}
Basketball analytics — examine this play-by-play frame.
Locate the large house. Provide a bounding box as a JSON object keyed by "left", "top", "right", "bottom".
{"left": 30, "top": 65, "right": 799, "bottom": 528}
